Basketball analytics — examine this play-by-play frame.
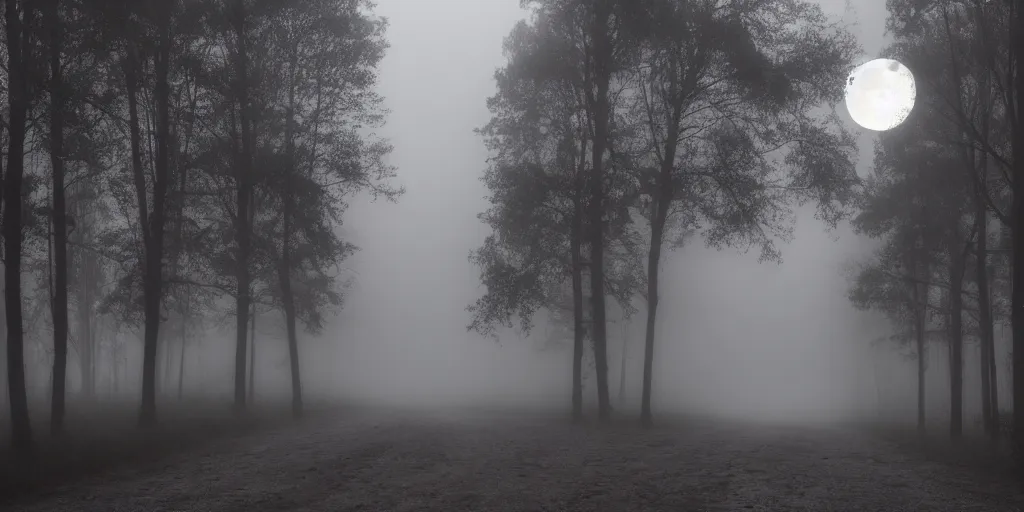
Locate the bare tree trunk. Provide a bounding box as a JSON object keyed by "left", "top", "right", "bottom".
{"left": 913, "top": 264, "right": 926, "bottom": 434}
{"left": 948, "top": 247, "right": 965, "bottom": 440}
{"left": 586, "top": 0, "right": 613, "bottom": 420}
{"left": 5, "top": 0, "right": 36, "bottom": 456}
{"left": 162, "top": 329, "right": 172, "bottom": 395}
{"left": 138, "top": 0, "right": 173, "bottom": 426}
{"left": 229, "top": 0, "right": 253, "bottom": 413}
{"left": 279, "top": 197, "right": 302, "bottom": 418}
{"left": 640, "top": 52, "right": 683, "bottom": 428}
{"left": 280, "top": 48, "right": 301, "bottom": 418}
{"left": 1011, "top": 0, "right": 1024, "bottom": 463}
{"left": 124, "top": 14, "right": 159, "bottom": 426}
{"left": 111, "top": 341, "right": 119, "bottom": 397}
{"left": 47, "top": 0, "right": 70, "bottom": 436}
{"left": 177, "top": 311, "right": 186, "bottom": 400}
{"left": 570, "top": 134, "right": 586, "bottom": 422}
{"left": 977, "top": 207, "right": 995, "bottom": 438}
{"left": 641, "top": 205, "right": 667, "bottom": 428}
{"left": 618, "top": 319, "right": 627, "bottom": 404}
{"left": 0, "top": 268, "right": 7, "bottom": 411}
{"left": 989, "top": 299, "right": 1000, "bottom": 438}
{"left": 248, "top": 306, "right": 255, "bottom": 402}
{"left": 79, "top": 257, "right": 93, "bottom": 399}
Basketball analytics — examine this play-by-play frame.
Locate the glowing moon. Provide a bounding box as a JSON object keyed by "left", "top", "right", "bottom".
{"left": 844, "top": 58, "right": 916, "bottom": 132}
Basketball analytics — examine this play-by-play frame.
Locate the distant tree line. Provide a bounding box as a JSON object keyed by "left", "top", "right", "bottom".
{"left": 1, "top": 0, "right": 401, "bottom": 456}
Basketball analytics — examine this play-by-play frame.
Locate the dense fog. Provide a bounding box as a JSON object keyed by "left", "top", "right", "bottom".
{"left": 1, "top": 0, "right": 1012, "bottom": 437}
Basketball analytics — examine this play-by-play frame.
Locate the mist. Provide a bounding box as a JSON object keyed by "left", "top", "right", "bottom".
{"left": 5, "top": 0, "right": 1024, "bottom": 509}
{"left": 298, "top": 0, "right": 892, "bottom": 425}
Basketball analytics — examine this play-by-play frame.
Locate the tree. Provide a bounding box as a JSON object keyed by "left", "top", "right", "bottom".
{"left": 1012, "top": 0, "right": 1024, "bottom": 462}
{"left": 5, "top": 0, "right": 39, "bottom": 454}
{"left": 469, "top": 4, "right": 643, "bottom": 419}
{"left": 885, "top": 0, "right": 1020, "bottom": 446}
{"left": 45, "top": 0, "right": 70, "bottom": 435}
{"left": 628, "top": 0, "right": 859, "bottom": 427}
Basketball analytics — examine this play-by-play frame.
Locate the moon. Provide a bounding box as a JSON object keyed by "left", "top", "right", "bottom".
{"left": 844, "top": 58, "right": 916, "bottom": 132}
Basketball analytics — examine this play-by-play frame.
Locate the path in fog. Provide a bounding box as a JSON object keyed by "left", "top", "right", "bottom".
{"left": 13, "top": 408, "right": 1024, "bottom": 512}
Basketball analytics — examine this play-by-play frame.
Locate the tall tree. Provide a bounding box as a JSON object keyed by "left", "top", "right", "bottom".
{"left": 5, "top": 0, "right": 37, "bottom": 454}
{"left": 631, "top": 0, "right": 859, "bottom": 426}
{"left": 469, "top": 5, "right": 643, "bottom": 419}
{"left": 1012, "top": 0, "right": 1024, "bottom": 462}
{"left": 46, "top": 0, "right": 70, "bottom": 435}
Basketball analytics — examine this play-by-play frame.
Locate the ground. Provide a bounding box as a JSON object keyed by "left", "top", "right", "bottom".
{"left": 3, "top": 405, "right": 1024, "bottom": 511}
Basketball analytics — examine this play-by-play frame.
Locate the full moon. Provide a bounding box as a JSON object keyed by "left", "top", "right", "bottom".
{"left": 844, "top": 58, "right": 916, "bottom": 132}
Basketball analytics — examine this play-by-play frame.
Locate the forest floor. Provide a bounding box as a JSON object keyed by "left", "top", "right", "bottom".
{"left": 2, "top": 403, "right": 1024, "bottom": 512}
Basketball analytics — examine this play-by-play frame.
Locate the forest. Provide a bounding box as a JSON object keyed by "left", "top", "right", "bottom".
{"left": 2, "top": 0, "right": 1024, "bottom": 506}
{"left": 0, "top": 0, "right": 401, "bottom": 455}
{"left": 467, "top": 0, "right": 1024, "bottom": 461}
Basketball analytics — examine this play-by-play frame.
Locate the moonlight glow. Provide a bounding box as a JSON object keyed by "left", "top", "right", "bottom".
{"left": 844, "top": 58, "right": 916, "bottom": 132}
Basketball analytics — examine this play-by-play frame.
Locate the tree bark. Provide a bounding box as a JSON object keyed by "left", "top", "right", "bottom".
{"left": 976, "top": 196, "right": 995, "bottom": 438}
{"left": 586, "top": 0, "right": 613, "bottom": 420}
{"left": 78, "top": 250, "right": 94, "bottom": 399}
{"left": 139, "top": 0, "right": 173, "bottom": 426}
{"left": 5, "top": 0, "right": 35, "bottom": 456}
{"left": 618, "top": 319, "right": 627, "bottom": 404}
{"left": 177, "top": 309, "right": 186, "bottom": 400}
{"left": 640, "top": 211, "right": 664, "bottom": 428}
{"left": 913, "top": 260, "right": 926, "bottom": 434}
{"left": 1011, "top": 0, "right": 1024, "bottom": 462}
{"left": 570, "top": 134, "right": 586, "bottom": 422}
{"left": 248, "top": 306, "right": 255, "bottom": 402}
{"left": 948, "top": 247, "right": 965, "bottom": 440}
{"left": 280, "top": 49, "right": 302, "bottom": 418}
{"left": 279, "top": 196, "right": 302, "bottom": 418}
{"left": 640, "top": 53, "right": 683, "bottom": 428}
{"left": 229, "top": 0, "right": 252, "bottom": 413}
{"left": 47, "top": 0, "right": 69, "bottom": 436}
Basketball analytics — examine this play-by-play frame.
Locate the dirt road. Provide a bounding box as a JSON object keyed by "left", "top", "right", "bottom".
{"left": 9, "top": 408, "right": 1023, "bottom": 511}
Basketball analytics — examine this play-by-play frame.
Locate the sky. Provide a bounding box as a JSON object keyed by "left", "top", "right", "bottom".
{"left": 315, "top": 0, "right": 919, "bottom": 420}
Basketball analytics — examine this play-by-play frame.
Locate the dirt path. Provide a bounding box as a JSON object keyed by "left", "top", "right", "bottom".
{"left": 8, "top": 409, "right": 1024, "bottom": 511}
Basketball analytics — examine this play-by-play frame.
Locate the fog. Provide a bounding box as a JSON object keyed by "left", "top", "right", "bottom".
{"left": 12, "top": 0, "right": 999, "bottom": 430}
{"left": 310, "top": 0, "right": 905, "bottom": 424}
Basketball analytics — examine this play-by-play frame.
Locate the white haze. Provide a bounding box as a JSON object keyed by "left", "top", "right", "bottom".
{"left": 58, "top": 0, "right": 1002, "bottom": 430}
{"left": 322, "top": 0, "right": 903, "bottom": 422}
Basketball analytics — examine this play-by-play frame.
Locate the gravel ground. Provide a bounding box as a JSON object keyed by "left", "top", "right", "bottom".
{"left": 6, "top": 407, "right": 1024, "bottom": 512}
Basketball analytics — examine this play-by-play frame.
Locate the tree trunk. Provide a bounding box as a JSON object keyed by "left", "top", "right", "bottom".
{"left": 5, "top": 0, "right": 35, "bottom": 456}
{"left": 586, "top": 0, "right": 613, "bottom": 421}
{"left": 230, "top": 0, "right": 253, "bottom": 413}
{"left": 248, "top": 306, "right": 255, "bottom": 402}
{"left": 0, "top": 268, "right": 7, "bottom": 411}
{"left": 976, "top": 203, "right": 995, "bottom": 438}
{"left": 279, "top": 196, "right": 302, "bottom": 418}
{"left": 138, "top": 0, "right": 173, "bottom": 426}
{"left": 111, "top": 340, "right": 119, "bottom": 396}
{"left": 641, "top": 202, "right": 668, "bottom": 428}
{"left": 280, "top": 50, "right": 302, "bottom": 418}
{"left": 948, "top": 248, "right": 965, "bottom": 440}
{"left": 124, "top": 23, "right": 154, "bottom": 425}
{"left": 988, "top": 296, "right": 1000, "bottom": 439}
{"left": 177, "top": 310, "right": 186, "bottom": 400}
{"left": 640, "top": 53, "right": 683, "bottom": 428}
{"left": 570, "top": 134, "right": 586, "bottom": 422}
{"left": 163, "top": 329, "right": 173, "bottom": 394}
{"left": 47, "top": 0, "right": 69, "bottom": 436}
{"left": 618, "top": 319, "right": 627, "bottom": 404}
{"left": 913, "top": 261, "right": 926, "bottom": 434}
{"left": 1011, "top": 0, "right": 1024, "bottom": 463}
{"left": 78, "top": 255, "right": 93, "bottom": 399}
